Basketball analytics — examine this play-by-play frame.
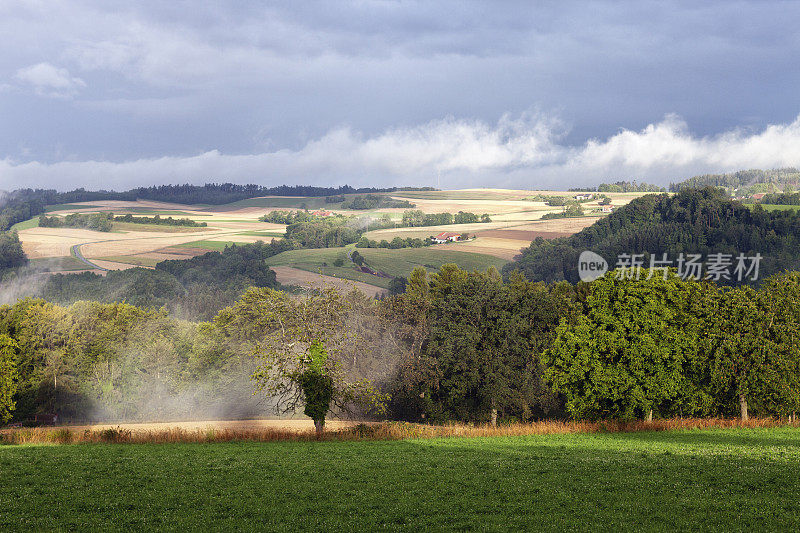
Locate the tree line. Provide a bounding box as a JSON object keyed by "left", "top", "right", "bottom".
{"left": 7, "top": 263, "right": 800, "bottom": 427}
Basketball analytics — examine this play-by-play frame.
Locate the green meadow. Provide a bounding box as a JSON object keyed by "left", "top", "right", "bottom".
{"left": 2, "top": 428, "right": 800, "bottom": 531}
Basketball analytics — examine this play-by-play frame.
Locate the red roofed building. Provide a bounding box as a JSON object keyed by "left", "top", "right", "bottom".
{"left": 751, "top": 193, "right": 766, "bottom": 201}
{"left": 311, "top": 210, "right": 333, "bottom": 217}
{"left": 432, "top": 232, "right": 462, "bottom": 243}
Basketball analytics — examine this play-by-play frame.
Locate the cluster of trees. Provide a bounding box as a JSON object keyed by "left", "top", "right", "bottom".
{"left": 0, "top": 232, "right": 27, "bottom": 276}
{"left": 39, "top": 213, "right": 113, "bottom": 232}
{"left": 548, "top": 271, "right": 800, "bottom": 421}
{"left": 0, "top": 287, "right": 398, "bottom": 426}
{"left": 341, "top": 195, "right": 415, "bottom": 210}
{"left": 284, "top": 220, "right": 361, "bottom": 248}
{"left": 113, "top": 214, "right": 207, "bottom": 227}
{"left": 507, "top": 187, "right": 800, "bottom": 284}
{"left": 385, "top": 265, "right": 800, "bottom": 423}
{"left": 259, "top": 210, "right": 340, "bottom": 225}
{"left": 0, "top": 198, "right": 45, "bottom": 232}
{"left": 356, "top": 236, "right": 430, "bottom": 249}
{"left": 42, "top": 240, "right": 289, "bottom": 320}
{"left": 541, "top": 203, "right": 585, "bottom": 219}
{"left": 401, "top": 210, "right": 490, "bottom": 227}
{"left": 757, "top": 192, "right": 800, "bottom": 206}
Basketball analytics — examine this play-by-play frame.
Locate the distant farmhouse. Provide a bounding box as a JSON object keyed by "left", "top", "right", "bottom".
{"left": 574, "top": 193, "right": 593, "bottom": 200}
{"left": 311, "top": 210, "right": 334, "bottom": 217}
{"left": 751, "top": 193, "right": 766, "bottom": 201}
{"left": 601, "top": 204, "right": 615, "bottom": 213}
{"left": 432, "top": 232, "right": 462, "bottom": 243}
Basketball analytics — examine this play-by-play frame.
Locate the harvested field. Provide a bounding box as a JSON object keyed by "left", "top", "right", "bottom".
{"left": 475, "top": 229, "right": 573, "bottom": 240}
{"left": 510, "top": 217, "right": 601, "bottom": 233}
{"left": 271, "top": 266, "right": 387, "bottom": 297}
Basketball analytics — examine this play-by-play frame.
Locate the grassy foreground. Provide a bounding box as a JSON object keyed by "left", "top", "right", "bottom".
{"left": 3, "top": 427, "right": 800, "bottom": 531}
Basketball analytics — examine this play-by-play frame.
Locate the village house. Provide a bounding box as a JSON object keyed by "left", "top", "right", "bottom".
{"left": 311, "top": 210, "right": 333, "bottom": 217}
{"left": 574, "top": 193, "right": 593, "bottom": 200}
{"left": 601, "top": 204, "right": 615, "bottom": 213}
{"left": 750, "top": 193, "right": 766, "bottom": 201}
{"left": 432, "top": 232, "right": 462, "bottom": 243}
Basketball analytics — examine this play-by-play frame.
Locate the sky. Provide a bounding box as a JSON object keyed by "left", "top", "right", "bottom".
{"left": 2, "top": 0, "right": 800, "bottom": 191}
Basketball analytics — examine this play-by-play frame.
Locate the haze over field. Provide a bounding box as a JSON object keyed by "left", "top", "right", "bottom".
{"left": 2, "top": 1, "right": 800, "bottom": 190}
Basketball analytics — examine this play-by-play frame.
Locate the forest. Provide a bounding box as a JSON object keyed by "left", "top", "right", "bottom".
{"left": 506, "top": 187, "right": 800, "bottom": 284}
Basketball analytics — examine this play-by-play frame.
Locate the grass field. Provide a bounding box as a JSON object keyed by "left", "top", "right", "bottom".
{"left": 265, "top": 246, "right": 508, "bottom": 288}
{"left": 2, "top": 427, "right": 800, "bottom": 530}
{"left": 9, "top": 217, "right": 40, "bottom": 231}
{"left": 97, "top": 255, "right": 161, "bottom": 267}
{"left": 28, "top": 256, "right": 90, "bottom": 271}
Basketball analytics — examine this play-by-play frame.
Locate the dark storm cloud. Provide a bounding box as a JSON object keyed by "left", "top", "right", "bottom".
{"left": 1, "top": 1, "right": 799, "bottom": 190}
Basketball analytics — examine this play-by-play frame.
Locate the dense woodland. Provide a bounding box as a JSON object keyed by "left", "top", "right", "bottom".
{"left": 506, "top": 187, "right": 800, "bottom": 284}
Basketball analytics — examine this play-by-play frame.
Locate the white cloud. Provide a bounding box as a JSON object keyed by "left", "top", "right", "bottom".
{"left": 2, "top": 112, "right": 800, "bottom": 191}
{"left": 13, "top": 62, "right": 86, "bottom": 98}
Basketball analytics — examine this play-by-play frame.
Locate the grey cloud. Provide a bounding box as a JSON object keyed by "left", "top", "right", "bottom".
{"left": 3, "top": 113, "right": 800, "bottom": 191}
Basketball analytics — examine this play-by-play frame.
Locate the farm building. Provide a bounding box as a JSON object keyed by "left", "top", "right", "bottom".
{"left": 311, "top": 210, "right": 334, "bottom": 217}
{"left": 601, "top": 205, "right": 615, "bottom": 213}
{"left": 751, "top": 193, "right": 766, "bottom": 201}
{"left": 574, "top": 194, "right": 593, "bottom": 200}
{"left": 432, "top": 232, "right": 462, "bottom": 243}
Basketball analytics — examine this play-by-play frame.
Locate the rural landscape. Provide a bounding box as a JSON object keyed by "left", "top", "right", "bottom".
{"left": 4, "top": 2, "right": 800, "bottom": 531}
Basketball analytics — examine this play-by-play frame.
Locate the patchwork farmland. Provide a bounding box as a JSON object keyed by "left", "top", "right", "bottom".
{"left": 14, "top": 189, "right": 642, "bottom": 292}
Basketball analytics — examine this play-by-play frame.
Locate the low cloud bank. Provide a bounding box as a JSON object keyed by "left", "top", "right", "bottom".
{"left": 3, "top": 113, "right": 800, "bottom": 190}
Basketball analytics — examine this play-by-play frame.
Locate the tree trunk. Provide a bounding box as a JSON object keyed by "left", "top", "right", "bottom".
{"left": 739, "top": 394, "right": 749, "bottom": 421}
{"left": 314, "top": 418, "right": 325, "bottom": 437}
{"left": 646, "top": 409, "right": 653, "bottom": 423}
{"left": 490, "top": 408, "right": 498, "bottom": 427}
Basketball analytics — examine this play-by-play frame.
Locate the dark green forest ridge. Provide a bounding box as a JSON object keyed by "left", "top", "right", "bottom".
{"left": 505, "top": 187, "right": 800, "bottom": 284}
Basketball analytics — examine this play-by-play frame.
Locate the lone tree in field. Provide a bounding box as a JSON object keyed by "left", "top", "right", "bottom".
{"left": 0, "top": 334, "right": 19, "bottom": 423}
{"left": 212, "top": 286, "right": 387, "bottom": 436}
